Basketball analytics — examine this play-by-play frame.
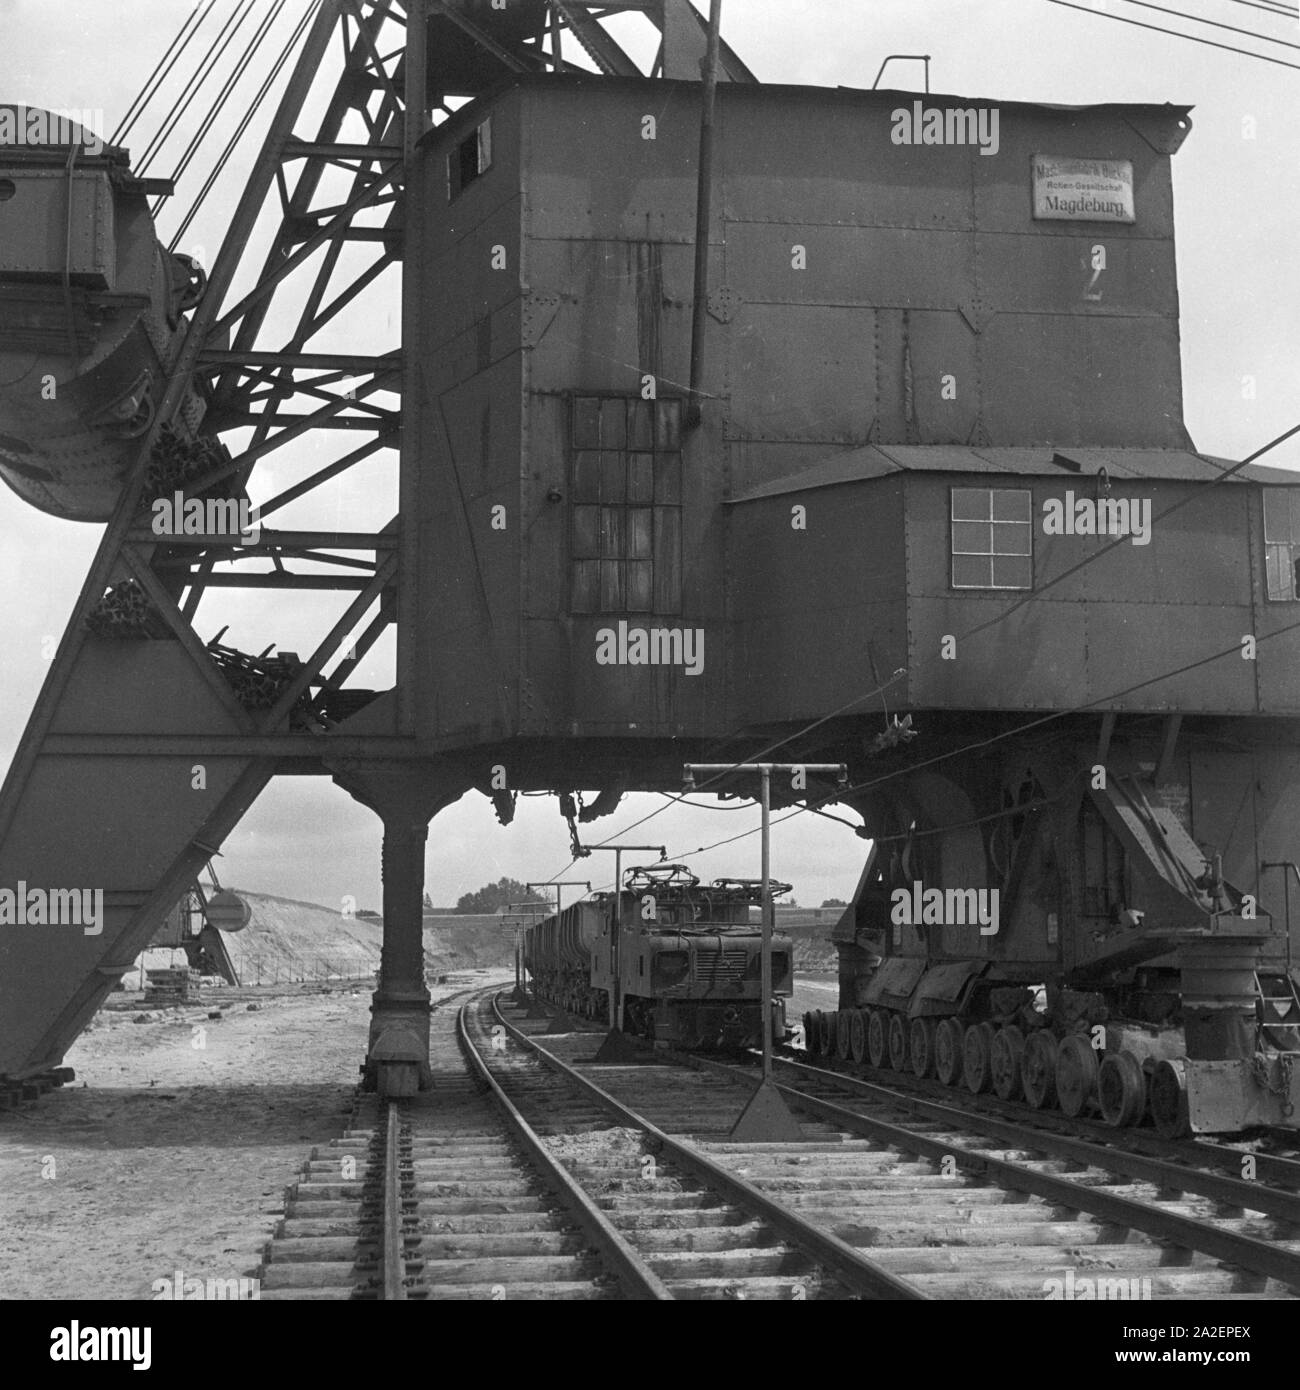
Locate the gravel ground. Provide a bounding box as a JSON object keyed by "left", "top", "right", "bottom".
{"left": 0, "top": 970, "right": 511, "bottom": 1300}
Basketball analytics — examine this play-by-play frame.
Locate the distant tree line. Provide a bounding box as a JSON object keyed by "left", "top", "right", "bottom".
{"left": 454, "top": 877, "right": 549, "bottom": 914}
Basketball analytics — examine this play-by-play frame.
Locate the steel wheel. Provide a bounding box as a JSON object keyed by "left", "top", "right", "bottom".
{"left": 990, "top": 1025, "right": 1026, "bottom": 1101}
{"left": 849, "top": 1008, "right": 867, "bottom": 1063}
{"left": 1151, "top": 1058, "right": 1191, "bottom": 1139}
{"left": 1022, "top": 1030, "right": 1058, "bottom": 1110}
{"left": 909, "top": 1017, "right": 937, "bottom": 1078}
{"left": 1056, "top": 1034, "right": 1099, "bottom": 1117}
{"left": 818, "top": 1009, "right": 835, "bottom": 1057}
{"left": 867, "top": 1008, "right": 888, "bottom": 1068}
{"left": 803, "top": 1012, "right": 817, "bottom": 1056}
{"left": 934, "top": 1017, "right": 963, "bottom": 1086}
{"left": 836, "top": 1009, "right": 853, "bottom": 1060}
{"left": 963, "top": 1022, "right": 994, "bottom": 1094}
{"left": 1098, "top": 1049, "right": 1146, "bottom": 1128}
{"left": 887, "top": 1012, "right": 909, "bottom": 1071}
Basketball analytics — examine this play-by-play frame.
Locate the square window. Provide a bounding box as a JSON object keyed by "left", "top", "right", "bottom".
{"left": 951, "top": 488, "right": 992, "bottom": 522}
{"left": 952, "top": 554, "right": 992, "bottom": 588}
{"left": 951, "top": 520, "right": 992, "bottom": 555}
{"left": 949, "top": 487, "right": 1032, "bottom": 591}
{"left": 992, "top": 555, "right": 1032, "bottom": 589}
{"left": 992, "top": 490, "right": 1031, "bottom": 523}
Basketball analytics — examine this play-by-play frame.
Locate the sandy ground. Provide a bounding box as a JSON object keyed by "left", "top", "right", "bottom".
{"left": 0, "top": 971, "right": 510, "bottom": 1300}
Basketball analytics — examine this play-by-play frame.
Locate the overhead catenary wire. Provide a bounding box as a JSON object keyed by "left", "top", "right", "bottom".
{"left": 1225, "top": 0, "right": 1298, "bottom": 18}
{"left": 1092, "top": 0, "right": 1300, "bottom": 51}
{"left": 1047, "top": 0, "right": 1300, "bottom": 69}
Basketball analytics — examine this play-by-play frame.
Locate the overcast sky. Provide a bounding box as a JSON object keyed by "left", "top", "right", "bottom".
{"left": 2, "top": 0, "right": 1297, "bottom": 913}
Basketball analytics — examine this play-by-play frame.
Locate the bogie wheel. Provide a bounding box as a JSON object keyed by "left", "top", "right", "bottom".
{"left": 990, "top": 1024, "right": 1026, "bottom": 1101}
{"left": 836, "top": 1009, "right": 853, "bottom": 1060}
{"left": 934, "top": 1017, "right": 964, "bottom": 1086}
{"left": 818, "top": 1009, "right": 836, "bottom": 1058}
{"left": 963, "top": 1022, "right": 994, "bottom": 1094}
{"left": 1098, "top": 1049, "right": 1147, "bottom": 1128}
{"left": 887, "top": 1012, "right": 910, "bottom": 1071}
{"left": 910, "top": 1017, "right": 937, "bottom": 1078}
{"left": 1056, "top": 1034, "right": 1100, "bottom": 1117}
{"left": 867, "top": 1008, "right": 888, "bottom": 1068}
{"left": 1022, "top": 1030, "right": 1058, "bottom": 1110}
{"left": 803, "top": 1012, "right": 817, "bottom": 1057}
{"left": 849, "top": 1008, "right": 867, "bottom": 1063}
{"left": 1150, "top": 1058, "right": 1191, "bottom": 1139}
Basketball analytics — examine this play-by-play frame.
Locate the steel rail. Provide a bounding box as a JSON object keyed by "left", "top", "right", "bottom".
{"left": 766, "top": 1053, "right": 1300, "bottom": 1225}
{"left": 455, "top": 1002, "right": 672, "bottom": 1301}
{"left": 381, "top": 1102, "right": 407, "bottom": 1300}
{"left": 488, "top": 994, "right": 928, "bottom": 1300}
{"left": 790, "top": 1041, "right": 1300, "bottom": 1193}
{"left": 686, "top": 1052, "right": 1300, "bottom": 1288}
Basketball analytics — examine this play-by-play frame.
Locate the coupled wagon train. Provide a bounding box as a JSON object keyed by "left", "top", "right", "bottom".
{"left": 522, "top": 864, "right": 793, "bottom": 1049}
{"left": 1, "top": 0, "right": 1298, "bottom": 1127}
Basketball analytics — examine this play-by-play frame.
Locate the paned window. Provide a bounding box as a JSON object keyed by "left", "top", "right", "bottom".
{"left": 951, "top": 487, "right": 1033, "bottom": 590}
{"left": 571, "top": 396, "right": 682, "bottom": 614}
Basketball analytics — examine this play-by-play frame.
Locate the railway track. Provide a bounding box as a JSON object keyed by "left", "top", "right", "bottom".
{"left": 261, "top": 987, "right": 1300, "bottom": 1299}
{"left": 259, "top": 988, "right": 660, "bottom": 1299}
{"left": 659, "top": 1045, "right": 1300, "bottom": 1299}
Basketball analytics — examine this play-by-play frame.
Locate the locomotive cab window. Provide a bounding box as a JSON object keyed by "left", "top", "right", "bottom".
{"left": 950, "top": 487, "right": 1032, "bottom": 590}
{"left": 1263, "top": 489, "right": 1300, "bottom": 601}
{"left": 570, "top": 395, "right": 683, "bottom": 614}
{"left": 447, "top": 117, "right": 491, "bottom": 199}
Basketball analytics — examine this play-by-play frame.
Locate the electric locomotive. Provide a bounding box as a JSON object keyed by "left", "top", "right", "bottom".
{"left": 523, "top": 864, "right": 793, "bottom": 1049}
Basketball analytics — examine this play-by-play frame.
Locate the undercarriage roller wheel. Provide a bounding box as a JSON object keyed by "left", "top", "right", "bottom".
{"left": 818, "top": 1009, "right": 835, "bottom": 1057}
{"left": 963, "top": 1022, "right": 994, "bottom": 1094}
{"left": 990, "top": 1024, "right": 1026, "bottom": 1101}
{"left": 836, "top": 1009, "right": 853, "bottom": 1060}
{"left": 803, "top": 1012, "right": 817, "bottom": 1056}
{"left": 910, "top": 1017, "right": 936, "bottom": 1079}
{"left": 1150, "top": 1058, "right": 1191, "bottom": 1139}
{"left": 934, "top": 1017, "right": 964, "bottom": 1086}
{"left": 867, "top": 1008, "right": 888, "bottom": 1068}
{"left": 1098, "top": 1049, "right": 1147, "bottom": 1128}
{"left": 1056, "top": 1034, "right": 1100, "bottom": 1118}
{"left": 1022, "top": 1030, "right": 1058, "bottom": 1110}
{"left": 887, "top": 1012, "right": 909, "bottom": 1071}
{"left": 849, "top": 1008, "right": 867, "bottom": 1064}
